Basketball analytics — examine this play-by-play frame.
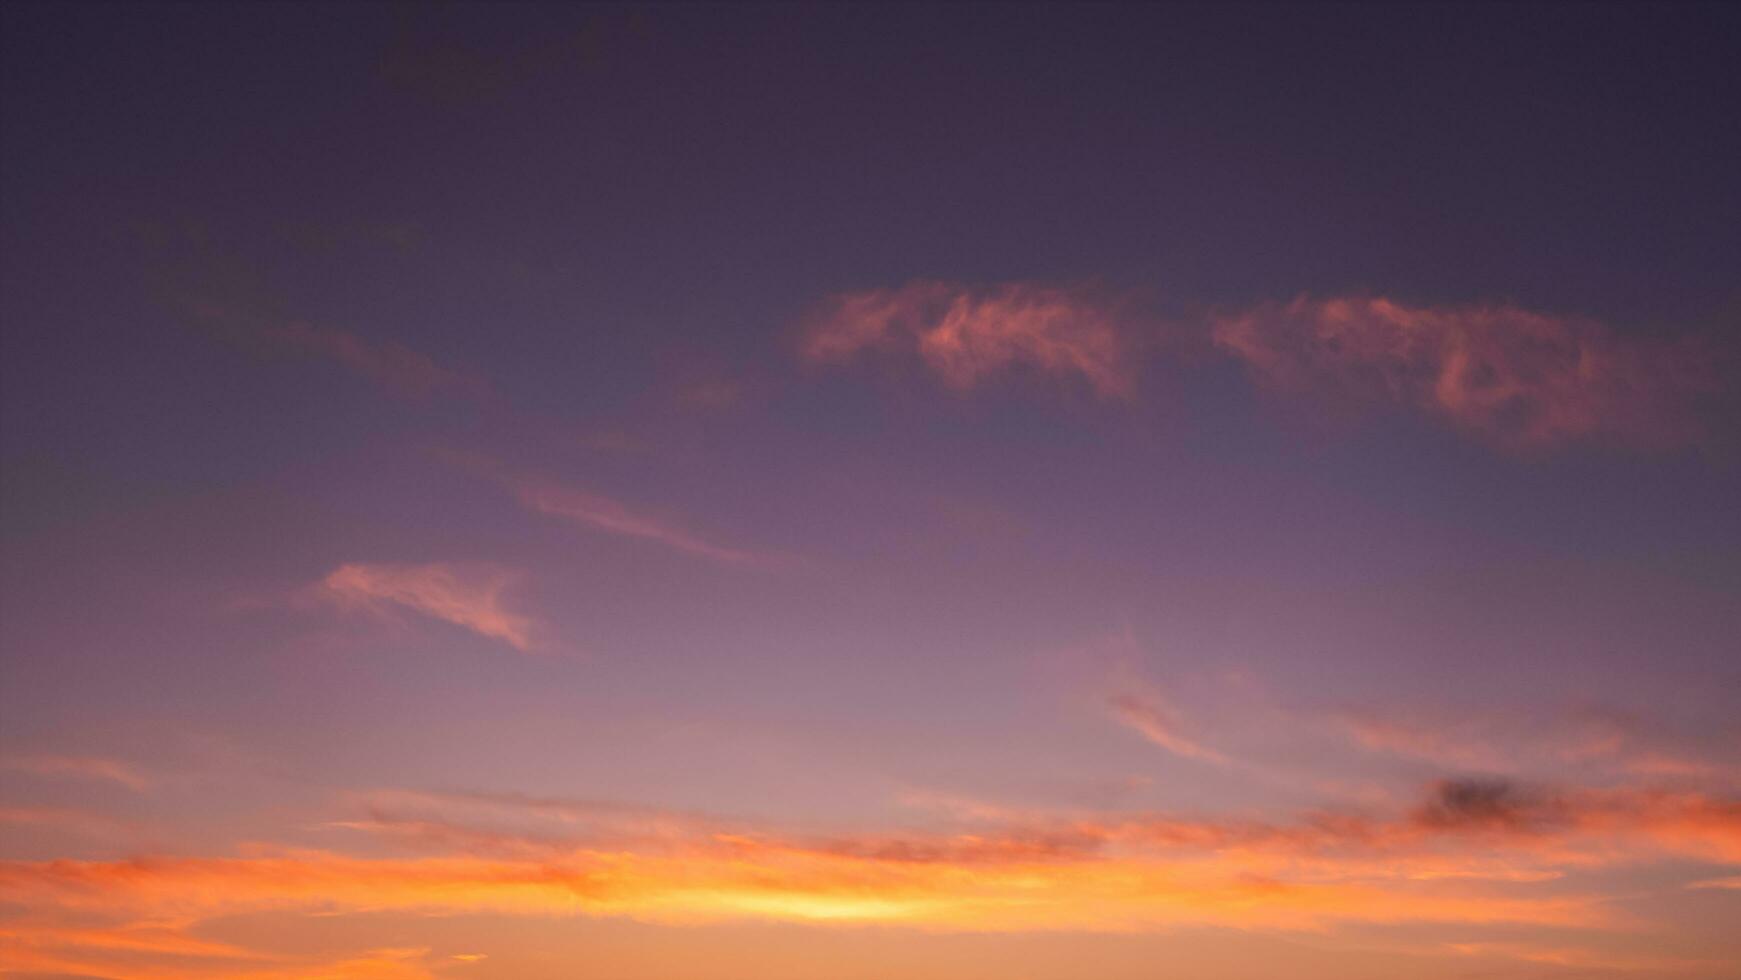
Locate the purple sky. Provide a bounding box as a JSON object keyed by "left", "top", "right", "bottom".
{"left": 2, "top": 4, "right": 1740, "bottom": 978}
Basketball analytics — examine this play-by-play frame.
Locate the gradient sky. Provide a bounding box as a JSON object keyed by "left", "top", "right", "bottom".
{"left": 3, "top": 3, "right": 1741, "bottom": 978}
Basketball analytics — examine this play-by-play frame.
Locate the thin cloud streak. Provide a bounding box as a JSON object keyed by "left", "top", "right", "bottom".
{"left": 1, "top": 755, "right": 148, "bottom": 791}
{"left": 0, "top": 806, "right": 138, "bottom": 840}
{"left": 321, "top": 562, "right": 536, "bottom": 651}
{"left": 260, "top": 322, "right": 490, "bottom": 402}
{"left": 1107, "top": 693, "right": 1229, "bottom": 764}
{"left": 179, "top": 290, "right": 491, "bottom": 404}
{"left": 434, "top": 450, "right": 788, "bottom": 569}
{"left": 803, "top": 281, "right": 1137, "bottom": 399}
{"left": 511, "top": 478, "right": 779, "bottom": 567}
{"left": 1330, "top": 707, "right": 1734, "bottom": 784}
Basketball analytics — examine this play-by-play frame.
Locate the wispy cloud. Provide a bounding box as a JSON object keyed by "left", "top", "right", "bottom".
{"left": 802, "top": 281, "right": 1137, "bottom": 399}
{"left": 1438, "top": 940, "right": 1717, "bottom": 973}
{"left": 1, "top": 755, "right": 148, "bottom": 791}
{"left": 1107, "top": 693, "right": 1229, "bottom": 764}
{"left": 321, "top": 562, "right": 536, "bottom": 651}
{"left": 511, "top": 478, "right": 780, "bottom": 567}
{"left": 1331, "top": 707, "right": 1733, "bottom": 783}
{"left": 176, "top": 284, "right": 490, "bottom": 404}
{"left": 0, "top": 806, "right": 138, "bottom": 839}
{"left": 259, "top": 322, "right": 490, "bottom": 402}
{"left": 1212, "top": 295, "right": 1712, "bottom": 450}
{"left": 436, "top": 450, "right": 789, "bottom": 569}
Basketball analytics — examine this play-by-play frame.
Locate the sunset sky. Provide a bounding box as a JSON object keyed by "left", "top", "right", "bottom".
{"left": 3, "top": 3, "right": 1740, "bottom": 978}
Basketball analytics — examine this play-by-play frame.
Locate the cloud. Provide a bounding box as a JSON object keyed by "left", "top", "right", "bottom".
{"left": 802, "top": 281, "right": 1137, "bottom": 399}
{"left": 1335, "top": 712, "right": 1512, "bottom": 771}
{"left": 259, "top": 322, "right": 489, "bottom": 402}
{"left": 5, "top": 777, "right": 1739, "bottom": 977}
{"left": 434, "top": 450, "right": 788, "bottom": 568}
{"left": 0, "top": 806, "right": 136, "bottom": 839}
{"left": 320, "top": 563, "right": 535, "bottom": 650}
{"left": 1212, "top": 295, "right": 1712, "bottom": 450}
{"left": 0, "top": 756, "right": 148, "bottom": 792}
{"left": 797, "top": 283, "right": 1724, "bottom": 450}
{"left": 0, "top": 827, "right": 1607, "bottom": 947}
{"left": 1411, "top": 778, "right": 1557, "bottom": 833}
{"left": 502, "top": 474, "right": 784, "bottom": 568}
{"left": 154, "top": 228, "right": 488, "bottom": 405}
{"left": 1439, "top": 940, "right": 1717, "bottom": 973}
{"left": 323, "top": 779, "right": 1741, "bottom": 900}
{"left": 1331, "top": 707, "right": 1733, "bottom": 783}
{"left": 1107, "top": 693, "right": 1228, "bottom": 764}
{"left": 0, "top": 922, "right": 438, "bottom": 980}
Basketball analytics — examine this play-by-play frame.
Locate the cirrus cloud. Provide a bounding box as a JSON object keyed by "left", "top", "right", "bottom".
{"left": 802, "top": 281, "right": 1137, "bottom": 399}
{"left": 320, "top": 562, "right": 536, "bottom": 651}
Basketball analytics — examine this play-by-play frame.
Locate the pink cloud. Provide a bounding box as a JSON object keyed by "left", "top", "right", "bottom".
{"left": 1335, "top": 713, "right": 1510, "bottom": 772}
{"left": 1330, "top": 707, "right": 1733, "bottom": 785}
{"left": 510, "top": 477, "right": 781, "bottom": 568}
{"left": 1212, "top": 296, "right": 1711, "bottom": 450}
{"left": 802, "top": 281, "right": 1136, "bottom": 399}
{"left": 0, "top": 756, "right": 148, "bottom": 792}
{"left": 1107, "top": 693, "right": 1228, "bottom": 764}
{"left": 433, "top": 450, "right": 787, "bottom": 569}
{"left": 321, "top": 562, "right": 535, "bottom": 651}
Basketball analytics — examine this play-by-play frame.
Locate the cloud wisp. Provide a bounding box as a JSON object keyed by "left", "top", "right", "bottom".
{"left": 1212, "top": 295, "right": 1713, "bottom": 450}
{"left": 259, "top": 322, "right": 491, "bottom": 402}
{"left": 178, "top": 287, "right": 491, "bottom": 405}
{"left": 0, "top": 755, "right": 148, "bottom": 792}
{"left": 320, "top": 562, "right": 536, "bottom": 651}
{"left": 437, "top": 450, "right": 789, "bottom": 569}
{"left": 1107, "top": 693, "right": 1229, "bottom": 765}
{"left": 510, "top": 477, "right": 781, "bottom": 568}
{"left": 1331, "top": 706, "right": 1735, "bottom": 785}
{"left": 802, "top": 281, "right": 1138, "bottom": 399}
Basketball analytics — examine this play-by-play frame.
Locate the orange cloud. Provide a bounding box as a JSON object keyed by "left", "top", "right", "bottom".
{"left": 0, "top": 836, "right": 1607, "bottom": 944}
{"left": 317, "top": 779, "right": 1741, "bottom": 899}
{"left": 7, "top": 777, "right": 1740, "bottom": 978}
{"left": 321, "top": 562, "right": 535, "bottom": 650}
{"left": 802, "top": 281, "right": 1136, "bottom": 399}
{"left": 0, "top": 921, "right": 438, "bottom": 980}
{"left": 1212, "top": 296, "right": 1711, "bottom": 450}
{"left": 1439, "top": 940, "right": 1716, "bottom": 973}
{"left": 0, "top": 806, "right": 136, "bottom": 839}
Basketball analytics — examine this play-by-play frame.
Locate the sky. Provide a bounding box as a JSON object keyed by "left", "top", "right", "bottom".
{"left": 2, "top": 2, "right": 1740, "bottom": 978}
